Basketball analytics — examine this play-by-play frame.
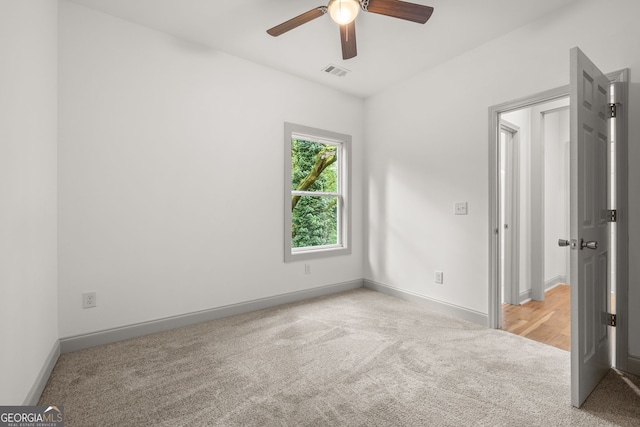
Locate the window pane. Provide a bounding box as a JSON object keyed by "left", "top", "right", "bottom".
{"left": 291, "top": 195, "right": 338, "bottom": 248}
{"left": 291, "top": 139, "right": 338, "bottom": 192}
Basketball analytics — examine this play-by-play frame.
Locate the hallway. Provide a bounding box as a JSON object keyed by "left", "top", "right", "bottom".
{"left": 502, "top": 285, "right": 570, "bottom": 351}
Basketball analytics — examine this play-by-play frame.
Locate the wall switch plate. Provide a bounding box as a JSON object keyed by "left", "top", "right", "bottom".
{"left": 435, "top": 271, "right": 444, "bottom": 284}
{"left": 83, "top": 291, "right": 97, "bottom": 309}
{"left": 305, "top": 264, "right": 311, "bottom": 275}
{"left": 454, "top": 202, "right": 468, "bottom": 215}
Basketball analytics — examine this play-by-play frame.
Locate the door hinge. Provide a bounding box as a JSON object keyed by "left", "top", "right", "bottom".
{"left": 607, "top": 209, "right": 617, "bottom": 222}
{"left": 603, "top": 313, "right": 617, "bottom": 327}
{"left": 608, "top": 103, "right": 618, "bottom": 118}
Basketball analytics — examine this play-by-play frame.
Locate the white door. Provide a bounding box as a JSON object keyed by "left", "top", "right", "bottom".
{"left": 569, "top": 47, "right": 611, "bottom": 408}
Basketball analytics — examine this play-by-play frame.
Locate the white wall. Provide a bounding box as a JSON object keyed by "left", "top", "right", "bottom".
{"left": 543, "top": 108, "right": 570, "bottom": 286}
{"left": 364, "top": 0, "right": 640, "bottom": 359}
{"left": 500, "top": 109, "right": 531, "bottom": 298}
{"left": 0, "top": 1, "right": 59, "bottom": 405}
{"left": 57, "top": 1, "right": 364, "bottom": 338}
{"left": 500, "top": 102, "right": 569, "bottom": 300}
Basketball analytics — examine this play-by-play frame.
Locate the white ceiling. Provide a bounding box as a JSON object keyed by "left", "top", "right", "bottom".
{"left": 68, "top": 0, "right": 581, "bottom": 98}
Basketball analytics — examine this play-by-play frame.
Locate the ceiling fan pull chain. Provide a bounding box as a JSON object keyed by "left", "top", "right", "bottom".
{"left": 359, "top": 0, "right": 370, "bottom": 12}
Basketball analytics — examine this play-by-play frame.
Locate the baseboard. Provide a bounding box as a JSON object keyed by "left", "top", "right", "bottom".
{"left": 60, "top": 279, "right": 363, "bottom": 353}
{"left": 545, "top": 275, "right": 567, "bottom": 291}
{"left": 363, "top": 279, "right": 487, "bottom": 325}
{"left": 23, "top": 340, "right": 60, "bottom": 406}
{"left": 519, "top": 289, "right": 532, "bottom": 304}
{"left": 626, "top": 355, "right": 640, "bottom": 377}
{"left": 518, "top": 277, "right": 567, "bottom": 304}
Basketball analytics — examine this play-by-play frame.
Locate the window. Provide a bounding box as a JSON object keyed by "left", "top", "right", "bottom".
{"left": 284, "top": 123, "right": 351, "bottom": 262}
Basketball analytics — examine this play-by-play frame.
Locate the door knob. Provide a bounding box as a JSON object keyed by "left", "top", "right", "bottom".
{"left": 558, "top": 239, "right": 570, "bottom": 247}
{"left": 580, "top": 239, "right": 598, "bottom": 250}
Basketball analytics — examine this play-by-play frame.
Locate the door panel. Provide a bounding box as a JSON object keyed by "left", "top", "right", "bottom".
{"left": 570, "top": 47, "right": 611, "bottom": 408}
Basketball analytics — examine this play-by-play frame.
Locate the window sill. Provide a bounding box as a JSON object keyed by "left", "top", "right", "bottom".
{"left": 285, "top": 245, "right": 351, "bottom": 262}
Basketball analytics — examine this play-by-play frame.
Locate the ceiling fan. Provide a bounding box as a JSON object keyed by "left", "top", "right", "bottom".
{"left": 267, "top": 0, "right": 434, "bottom": 60}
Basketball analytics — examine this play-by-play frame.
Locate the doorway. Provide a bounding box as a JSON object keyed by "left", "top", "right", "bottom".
{"left": 488, "top": 49, "right": 630, "bottom": 408}
{"left": 497, "top": 97, "right": 571, "bottom": 350}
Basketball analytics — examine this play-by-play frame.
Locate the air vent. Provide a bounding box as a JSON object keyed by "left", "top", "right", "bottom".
{"left": 322, "top": 64, "right": 350, "bottom": 77}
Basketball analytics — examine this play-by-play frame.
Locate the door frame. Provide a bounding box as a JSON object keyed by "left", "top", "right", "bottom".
{"left": 499, "top": 120, "right": 521, "bottom": 306}
{"left": 489, "top": 85, "right": 568, "bottom": 328}
{"left": 487, "top": 69, "right": 629, "bottom": 372}
{"left": 608, "top": 69, "right": 630, "bottom": 373}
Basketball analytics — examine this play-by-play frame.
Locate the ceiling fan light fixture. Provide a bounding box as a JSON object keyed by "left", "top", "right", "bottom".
{"left": 328, "top": 0, "right": 360, "bottom": 25}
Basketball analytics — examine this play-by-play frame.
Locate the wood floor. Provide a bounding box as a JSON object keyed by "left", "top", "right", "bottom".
{"left": 501, "top": 285, "right": 570, "bottom": 351}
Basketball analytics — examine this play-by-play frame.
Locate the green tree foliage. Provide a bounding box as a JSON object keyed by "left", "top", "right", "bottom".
{"left": 291, "top": 139, "right": 338, "bottom": 248}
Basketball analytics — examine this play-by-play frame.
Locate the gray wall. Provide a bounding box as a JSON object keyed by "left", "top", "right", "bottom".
{"left": 543, "top": 108, "right": 570, "bottom": 286}
{"left": 6, "top": 0, "right": 640, "bottom": 404}
{"left": 364, "top": 0, "right": 640, "bottom": 367}
{"left": 57, "top": 1, "right": 364, "bottom": 339}
{"left": 0, "top": 1, "right": 59, "bottom": 404}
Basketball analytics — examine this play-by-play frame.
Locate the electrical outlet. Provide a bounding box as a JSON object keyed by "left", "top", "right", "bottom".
{"left": 305, "top": 264, "right": 311, "bottom": 275}
{"left": 435, "top": 271, "right": 444, "bottom": 284}
{"left": 83, "top": 291, "right": 97, "bottom": 309}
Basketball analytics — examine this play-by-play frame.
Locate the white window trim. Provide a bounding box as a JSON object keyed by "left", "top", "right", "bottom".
{"left": 284, "top": 122, "right": 351, "bottom": 262}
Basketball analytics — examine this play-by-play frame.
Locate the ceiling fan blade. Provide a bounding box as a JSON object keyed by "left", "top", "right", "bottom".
{"left": 340, "top": 22, "right": 357, "bottom": 60}
{"left": 367, "top": 0, "right": 434, "bottom": 24}
{"left": 267, "top": 7, "right": 326, "bottom": 37}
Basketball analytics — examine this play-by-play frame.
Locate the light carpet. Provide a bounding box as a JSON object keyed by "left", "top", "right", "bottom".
{"left": 39, "top": 289, "right": 640, "bottom": 426}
